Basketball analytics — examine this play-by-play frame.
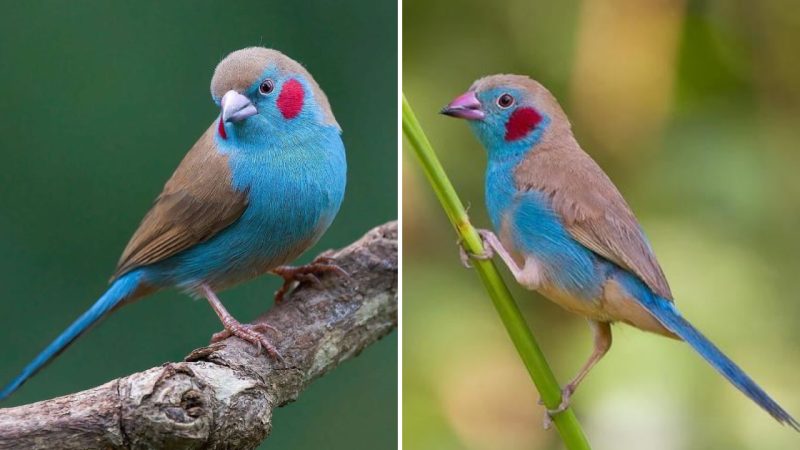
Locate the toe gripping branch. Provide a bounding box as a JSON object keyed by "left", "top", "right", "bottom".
{"left": 272, "top": 254, "right": 350, "bottom": 304}
{"left": 458, "top": 229, "right": 495, "bottom": 268}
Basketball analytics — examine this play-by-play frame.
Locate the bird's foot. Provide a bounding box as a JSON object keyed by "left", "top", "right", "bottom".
{"left": 210, "top": 322, "right": 278, "bottom": 343}
{"left": 211, "top": 320, "right": 282, "bottom": 360}
{"left": 457, "top": 228, "right": 495, "bottom": 268}
{"left": 540, "top": 384, "right": 575, "bottom": 430}
{"left": 272, "top": 255, "right": 349, "bottom": 303}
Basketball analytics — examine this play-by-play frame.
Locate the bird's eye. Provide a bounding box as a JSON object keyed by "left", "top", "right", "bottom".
{"left": 497, "top": 93, "right": 514, "bottom": 109}
{"left": 259, "top": 79, "right": 275, "bottom": 95}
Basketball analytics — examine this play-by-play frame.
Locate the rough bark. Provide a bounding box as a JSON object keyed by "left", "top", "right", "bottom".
{"left": 0, "top": 221, "right": 397, "bottom": 450}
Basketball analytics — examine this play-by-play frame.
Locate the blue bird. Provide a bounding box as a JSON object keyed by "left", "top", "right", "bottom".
{"left": 1, "top": 47, "right": 347, "bottom": 401}
{"left": 442, "top": 74, "right": 798, "bottom": 429}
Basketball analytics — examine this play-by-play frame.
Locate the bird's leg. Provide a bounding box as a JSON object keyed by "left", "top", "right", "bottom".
{"left": 460, "top": 229, "right": 527, "bottom": 279}
{"left": 543, "top": 320, "right": 612, "bottom": 429}
{"left": 271, "top": 253, "right": 349, "bottom": 304}
{"left": 201, "top": 284, "right": 281, "bottom": 359}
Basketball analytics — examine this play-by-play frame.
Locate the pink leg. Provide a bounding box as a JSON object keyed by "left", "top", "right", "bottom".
{"left": 477, "top": 229, "right": 526, "bottom": 278}
{"left": 543, "top": 320, "right": 612, "bottom": 428}
{"left": 201, "top": 284, "right": 281, "bottom": 359}
{"left": 459, "top": 229, "right": 523, "bottom": 275}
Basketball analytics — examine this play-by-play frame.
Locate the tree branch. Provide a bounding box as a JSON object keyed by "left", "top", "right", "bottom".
{"left": 0, "top": 221, "right": 397, "bottom": 450}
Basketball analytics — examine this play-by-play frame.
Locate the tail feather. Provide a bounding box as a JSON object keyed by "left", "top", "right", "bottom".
{"left": 0, "top": 271, "right": 142, "bottom": 401}
{"left": 638, "top": 294, "right": 799, "bottom": 431}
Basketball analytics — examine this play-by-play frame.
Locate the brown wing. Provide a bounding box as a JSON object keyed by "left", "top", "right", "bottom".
{"left": 111, "top": 124, "right": 248, "bottom": 281}
{"left": 514, "top": 140, "right": 673, "bottom": 300}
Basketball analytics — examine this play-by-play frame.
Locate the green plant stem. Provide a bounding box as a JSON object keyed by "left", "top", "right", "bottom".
{"left": 402, "top": 94, "right": 591, "bottom": 450}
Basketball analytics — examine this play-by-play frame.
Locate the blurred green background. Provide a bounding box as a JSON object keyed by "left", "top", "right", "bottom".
{"left": 404, "top": 0, "right": 799, "bottom": 449}
{"left": 0, "top": 1, "right": 396, "bottom": 449}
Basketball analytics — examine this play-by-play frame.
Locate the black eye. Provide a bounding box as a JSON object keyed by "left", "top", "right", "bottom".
{"left": 259, "top": 79, "right": 274, "bottom": 95}
{"left": 497, "top": 93, "right": 514, "bottom": 109}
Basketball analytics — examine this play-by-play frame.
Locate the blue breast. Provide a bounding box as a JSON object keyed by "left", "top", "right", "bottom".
{"left": 145, "top": 126, "right": 346, "bottom": 291}
{"left": 484, "top": 152, "right": 603, "bottom": 300}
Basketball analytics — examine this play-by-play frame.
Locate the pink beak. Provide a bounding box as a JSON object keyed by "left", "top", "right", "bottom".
{"left": 440, "top": 91, "right": 485, "bottom": 120}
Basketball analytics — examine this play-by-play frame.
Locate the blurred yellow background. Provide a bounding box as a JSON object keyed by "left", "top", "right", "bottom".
{"left": 403, "top": 1, "right": 800, "bottom": 449}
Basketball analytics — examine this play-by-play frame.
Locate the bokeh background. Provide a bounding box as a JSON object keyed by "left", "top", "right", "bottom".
{"left": 404, "top": 1, "right": 799, "bottom": 449}
{"left": 0, "top": 1, "right": 396, "bottom": 449}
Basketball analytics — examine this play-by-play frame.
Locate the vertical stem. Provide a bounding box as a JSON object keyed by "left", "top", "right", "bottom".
{"left": 402, "top": 94, "right": 591, "bottom": 450}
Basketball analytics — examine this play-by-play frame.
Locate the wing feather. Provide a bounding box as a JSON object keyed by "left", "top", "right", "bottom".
{"left": 514, "top": 141, "right": 673, "bottom": 300}
{"left": 111, "top": 124, "right": 248, "bottom": 281}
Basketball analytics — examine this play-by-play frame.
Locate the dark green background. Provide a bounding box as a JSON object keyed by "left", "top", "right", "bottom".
{"left": 0, "top": 1, "right": 397, "bottom": 449}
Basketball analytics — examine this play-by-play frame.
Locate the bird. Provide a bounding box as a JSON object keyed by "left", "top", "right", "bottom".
{"left": 0, "top": 47, "right": 347, "bottom": 401}
{"left": 441, "top": 74, "right": 799, "bottom": 430}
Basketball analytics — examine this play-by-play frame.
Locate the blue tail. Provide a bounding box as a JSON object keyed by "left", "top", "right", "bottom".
{"left": 0, "top": 270, "right": 142, "bottom": 401}
{"left": 638, "top": 294, "right": 799, "bottom": 430}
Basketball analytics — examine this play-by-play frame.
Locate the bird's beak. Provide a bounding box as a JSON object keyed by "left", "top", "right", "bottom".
{"left": 221, "top": 90, "right": 257, "bottom": 123}
{"left": 440, "top": 91, "right": 485, "bottom": 120}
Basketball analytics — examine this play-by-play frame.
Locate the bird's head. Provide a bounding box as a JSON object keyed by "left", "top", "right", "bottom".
{"left": 441, "top": 74, "right": 570, "bottom": 157}
{"left": 210, "top": 47, "right": 339, "bottom": 144}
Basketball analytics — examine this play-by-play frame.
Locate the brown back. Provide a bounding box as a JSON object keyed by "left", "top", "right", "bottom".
{"left": 514, "top": 136, "right": 673, "bottom": 300}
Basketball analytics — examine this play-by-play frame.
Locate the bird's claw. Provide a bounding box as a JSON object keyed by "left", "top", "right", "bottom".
{"left": 210, "top": 322, "right": 278, "bottom": 342}
{"left": 211, "top": 322, "right": 282, "bottom": 360}
{"left": 457, "top": 229, "right": 494, "bottom": 268}
{"left": 541, "top": 385, "right": 575, "bottom": 430}
{"left": 272, "top": 256, "right": 349, "bottom": 303}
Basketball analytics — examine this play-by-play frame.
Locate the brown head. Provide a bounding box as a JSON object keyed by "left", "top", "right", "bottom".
{"left": 210, "top": 47, "right": 339, "bottom": 141}
{"left": 441, "top": 74, "right": 572, "bottom": 153}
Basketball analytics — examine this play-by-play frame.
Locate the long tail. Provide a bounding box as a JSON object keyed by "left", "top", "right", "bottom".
{"left": 637, "top": 294, "right": 799, "bottom": 430}
{"left": 0, "top": 270, "right": 143, "bottom": 401}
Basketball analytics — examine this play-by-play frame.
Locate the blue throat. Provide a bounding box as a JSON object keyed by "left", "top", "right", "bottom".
{"left": 469, "top": 114, "right": 551, "bottom": 230}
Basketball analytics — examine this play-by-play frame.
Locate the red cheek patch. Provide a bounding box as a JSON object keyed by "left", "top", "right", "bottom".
{"left": 218, "top": 117, "right": 227, "bottom": 139}
{"left": 277, "top": 78, "right": 304, "bottom": 119}
{"left": 504, "top": 107, "right": 543, "bottom": 141}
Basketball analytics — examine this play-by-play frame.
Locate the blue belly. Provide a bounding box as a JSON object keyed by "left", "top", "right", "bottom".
{"left": 143, "top": 131, "right": 346, "bottom": 291}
